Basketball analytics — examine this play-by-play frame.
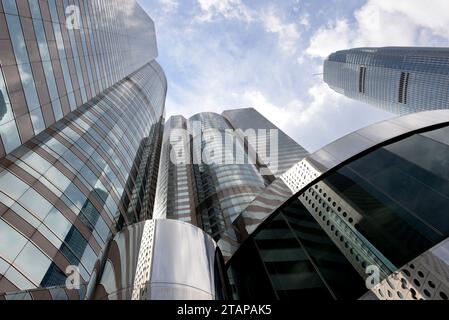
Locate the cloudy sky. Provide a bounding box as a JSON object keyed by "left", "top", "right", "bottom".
{"left": 137, "top": 0, "right": 449, "bottom": 152}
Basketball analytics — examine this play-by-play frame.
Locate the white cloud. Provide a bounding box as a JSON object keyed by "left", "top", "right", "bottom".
{"left": 194, "top": 1, "right": 303, "bottom": 55}
{"left": 306, "top": 0, "right": 449, "bottom": 59}
{"left": 196, "top": 0, "right": 253, "bottom": 22}
{"left": 240, "top": 90, "right": 292, "bottom": 129}
{"left": 159, "top": 0, "right": 178, "bottom": 12}
{"left": 372, "top": 0, "right": 449, "bottom": 38}
{"left": 306, "top": 19, "right": 353, "bottom": 59}
{"left": 261, "top": 8, "right": 301, "bottom": 55}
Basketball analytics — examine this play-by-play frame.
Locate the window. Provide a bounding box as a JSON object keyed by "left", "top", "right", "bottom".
{"left": 0, "top": 171, "right": 29, "bottom": 200}
{"left": 18, "top": 188, "right": 53, "bottom": 220}
{"left": 28, "top": 0, "right": 41, "bottom": 20}
{"left": 2, "top": 0, "right": 18, "bottom": 15}
{"left": 14, "top": 242, "right": 52, "bottom": 285}
{"left": 0, "top": 218, "right": 28, "bottom": 263}
{"left": 399, "top": 72, "right": 410, "bottom": 104}
{"left": 6, "top": 14, "right": 29, "bottom": 65}
{"left": 0, "top": 90, "right": 6, "bottom": 122}
{"left": 0, "top": 121, "right": 21, "bottom": 153}
{"left": 359, "top": 66, "right": 367, "bottom": 93}
{"left": 0, "top": 67, "right": 20, "bottom": 152}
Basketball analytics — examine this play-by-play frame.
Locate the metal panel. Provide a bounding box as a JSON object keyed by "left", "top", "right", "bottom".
{"left": 149, "top": 220, "right": 217, "bottom": 300}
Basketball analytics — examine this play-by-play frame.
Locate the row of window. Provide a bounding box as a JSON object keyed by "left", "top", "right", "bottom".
{"left": 0, "top": 62, "right": 166, "bottom": 292}
{"left": 0, "top": 0, "right": 156, "bottom": 156}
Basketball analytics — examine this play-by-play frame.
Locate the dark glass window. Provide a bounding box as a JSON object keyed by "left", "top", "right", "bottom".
{"left": 227, "top": 199, "right": 366, "bottom": 300}
{"left": 227, "top": 124, "right": 449, "bottom": 300}
{"left": 40, "top": 263, "right": 67, "bottom": 287}
{"left": 325, "top": 127, "right": 449, "bottom": 266}
{"left": 0, "top": 90, "right": 6, "bottom": 121}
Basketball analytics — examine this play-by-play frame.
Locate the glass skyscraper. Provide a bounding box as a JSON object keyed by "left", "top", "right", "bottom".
{"left": 223, "top": 108, "right": 309, "bottom": 177}
{"left": 324, "top": 47, "right": 449, "bottom": 115}
{"left": 153, "top": 109, "right": 309, "bottom": 241}
{"left": 0, "top": 0, "right": 167, "bottom": 297}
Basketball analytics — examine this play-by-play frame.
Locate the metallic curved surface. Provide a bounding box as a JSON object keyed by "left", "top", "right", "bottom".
{"left": 0, "top": 61, "right": 166, "bottom": 295}
{"left": 218, "top": 110, "right": 449, "bottom": 260}
{"left": 223, "top": 109, "right": 449, "bottom": 300}
{"left": 361, "top": 238, "right": 449, "bottom": 300}
{"left": 93, "top": 219, "right": 225, "bottom": 300}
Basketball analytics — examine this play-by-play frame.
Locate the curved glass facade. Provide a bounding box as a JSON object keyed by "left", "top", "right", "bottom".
{"left": 0, "top": 61, "right": 166, "bottom": 294}
{"left": 227, "top": 119, "right": 449, "bottom": 300}
{"left": 324, "top": 47, "right": 449, "bottom": 115}
{"left": 0, "top": 0, "right": 157, "bottom": 157}
{"left": 189, "top": 113, "right": 267, "bottom": 240}
{"left": 154, "top": 109, "right": 309, "bottom": 242}
{"left": 153, "top": 115, "right": 198, "bottom": 223}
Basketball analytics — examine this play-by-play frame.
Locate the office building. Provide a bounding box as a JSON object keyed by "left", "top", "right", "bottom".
{"left": 223, "top": 108, "right": 309, "bottom": 177}
{"left": 0, "top": 0, "right": 167, "bottom": 297}
{"left": 324, "top": 47, "right": 449, "bottom": 114}
{"left": 153, "top": 109, "right": 309, "bottom": 241}
{"left": 220, "top": 110, "right": 449, "bottom": 301}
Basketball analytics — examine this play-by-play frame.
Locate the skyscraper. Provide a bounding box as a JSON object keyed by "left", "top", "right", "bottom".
{"left": 324, "top": 47, "right": 449, "bottom": 115}
{"left": 0, "top": 0, "right": 167, "bottom": 296}
{"left": 222, "top": 108, "right": 309, "bottom": 177}
{"left": 153, "top": 108, "right": 310, "bottom": 241}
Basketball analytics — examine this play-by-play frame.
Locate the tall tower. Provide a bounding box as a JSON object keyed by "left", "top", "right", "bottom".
{"left": 324, "top": 47, "right": 449, "bottom": 114}
{"left": 154, "top": 108, "right": 309, "bottom": 241}
{"left": 0, "top": 0, "right": 166, "bottom": 296}
{"left": 222, "top": 108, "right": 309, "bottom": 177}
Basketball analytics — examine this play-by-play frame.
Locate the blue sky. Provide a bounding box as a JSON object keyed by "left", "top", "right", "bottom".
{"left": 137, "top": 0, "right": 449, "bottom": 152}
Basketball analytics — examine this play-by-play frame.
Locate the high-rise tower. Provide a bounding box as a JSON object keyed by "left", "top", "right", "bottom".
{"left": 324, "top": 47, "right": 449, "bottom": 114}
{"left": 222, "top": 108, "right": 309, "bottom": 177}
{"left": 153, "top": 108, "right": 310, "bottom": 241}
{"left": 0, "top": 0, "right": 166, "bottom": 296}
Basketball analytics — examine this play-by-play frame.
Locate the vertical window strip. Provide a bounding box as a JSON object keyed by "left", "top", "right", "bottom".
{"left": 63, "top": 0, "right": 88, "bottom": 104}
{"left": 83, "top": 0, "right": 103, "bottom": 93}
{"left": 74, "top": 0, "right": 96, "bottom": 98}
{"left": 48, "top": 0, "right": 77, "bottom": 111}
{"left": 5, "top": 10, "right": 46, "bottom": 135}
{"left": 29, "top": 0, "right": 64, "bottom": 121}
{"left": 0, "top": 66, "right": 21, "bottom": 153}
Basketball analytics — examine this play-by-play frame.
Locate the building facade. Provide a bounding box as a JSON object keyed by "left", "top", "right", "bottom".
{"left": 222, "top": 108, "right": 309, "bottom": 177}
{"left": 153, "top": 115, "right": 198, "bottom": 224}
{"left": 153, "top": 109, "right": 309, "bottom": 241}
{"left": 324, "top": 47, "right": 449, "bottom": 114}
{"left": 221, "top": 110, "right": 449, "bottom": 301}
{"left": 0, "top": 0, "right": 158, "bottom": 157}
{"left": 0, "top": 0, "right": 167, "bottom": 297}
